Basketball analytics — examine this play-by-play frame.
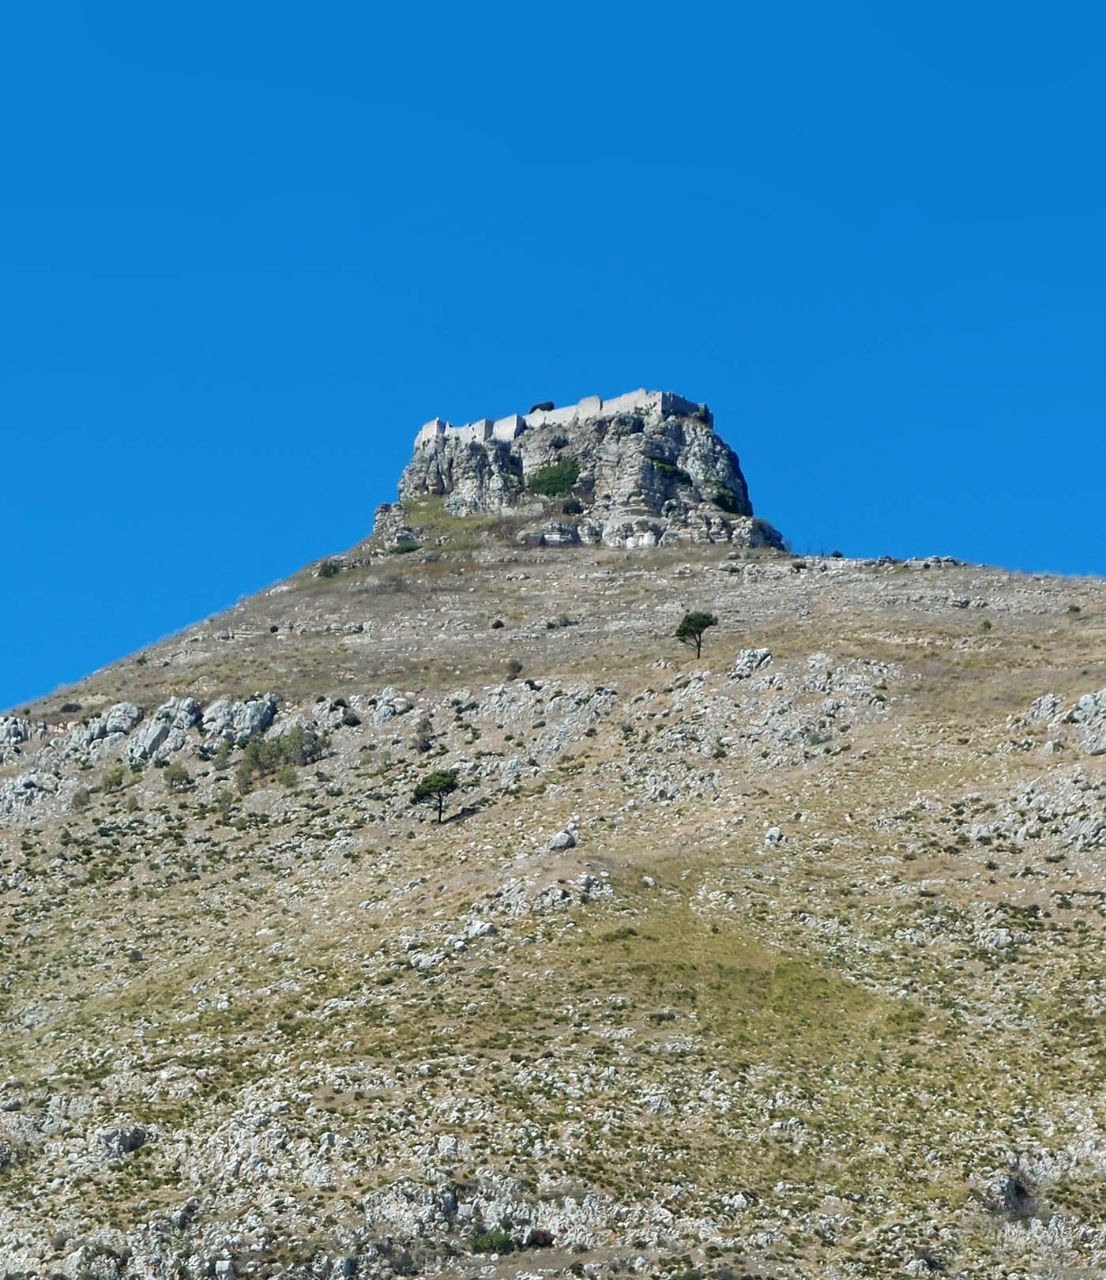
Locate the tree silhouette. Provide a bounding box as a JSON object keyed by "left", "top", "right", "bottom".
{"left": 412, "top": 768, "right": 460, "bottom": 822}
{"left": 675, "top": 610, "right": 719, "bottom": 659}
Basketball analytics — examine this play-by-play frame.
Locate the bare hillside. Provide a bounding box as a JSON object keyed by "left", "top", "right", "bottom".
{"left": 3, "top": 505, "right": 1106, "bottom": 1279}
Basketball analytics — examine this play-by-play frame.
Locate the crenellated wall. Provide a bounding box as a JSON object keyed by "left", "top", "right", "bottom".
{"left": 413, "top": 389, "right": 704, "bottom": 450}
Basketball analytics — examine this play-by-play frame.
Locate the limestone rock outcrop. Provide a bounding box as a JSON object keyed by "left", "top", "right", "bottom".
{"left": 201, "top": 693, "right": 278, "bottom": 744}
{"left": 126, "top": 697, "right": 202, "bottom": 763}
{"left": 379, "top": 389, "right": 783, "bottom": 550}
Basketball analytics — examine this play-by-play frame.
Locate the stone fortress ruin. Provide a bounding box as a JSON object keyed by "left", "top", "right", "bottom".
{"left": 413, "top": 389, "right": 705, "bottom": 451}
{"left": 387, "top": 388, "right": 782, "bottom": 551}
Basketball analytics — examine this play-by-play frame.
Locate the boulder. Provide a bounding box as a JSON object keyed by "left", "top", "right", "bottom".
{"left": 730, "top": 648, "right": 773, "bottom": 680}
{"left": 127, "top": 697, "right": 201, "bottom": 762}
{"left": 202, "top": 694, "right": 277, "bottom": 744}
{"left": 102, "top": 703, "right": 142, "bottom": 736}
{"left": 1064, "top": 689, "right": 1106, "bottom": 755}
{"left": 373, "top": 687, "right": 415, "bottom": 726}
{"left": 98, "top": 1124, "right": 148, "bottom": 1157}
{"left": 0, "top": 716, "right": 29, "bottom": 745}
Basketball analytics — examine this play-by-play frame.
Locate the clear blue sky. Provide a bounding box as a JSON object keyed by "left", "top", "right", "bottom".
{"left": 2, "top": 3, "right": 1104, "bottom": 711}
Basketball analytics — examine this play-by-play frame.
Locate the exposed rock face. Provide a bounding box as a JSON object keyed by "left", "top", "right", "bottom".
{"left": 1019, "top": 686, "right": 1106, "bottom": 757}
{"left": 126, "top": 697, "right": 202, "bottom": 763}
{"left": 201, "top": 693, "right": 278, "bottom": 744}
{"left": 0, "top": 716, "right": 29, "bottom": 745}
{"left": 385, "top": 389, "right": 783, "bottom": 550}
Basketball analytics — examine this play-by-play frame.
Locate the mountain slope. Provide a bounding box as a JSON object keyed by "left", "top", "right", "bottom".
{"left": 3, "top": 516, "right": 1106, "bottom": 1278}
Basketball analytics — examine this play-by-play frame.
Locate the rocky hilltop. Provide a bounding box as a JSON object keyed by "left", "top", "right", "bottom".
{"left": 4, "top": 415, "right": 1106, "bottom": 1280}
{"left": 377, "top": 389, "right": 783, "bottom": 550}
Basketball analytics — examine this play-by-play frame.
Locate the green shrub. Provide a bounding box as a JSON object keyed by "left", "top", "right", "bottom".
{"left": 472, "top": 1227, "right": 515, "bottom": 1254}
{"left": 317, "top": 559, "right": 342, "bottom": 578}
{"left": 527, "top": 458, "right": 580, "bottom": 497}
{"left": 387, "top": 542, "right": 421, "bottom": 555}
{"left": 103, "top": 764, "right": 126, "bottom": 791}
{"left": 647, "top": 456, "right": 693, "bottom": 486}
{"left": 413, "top": 715, "right": 434, "bottom": 753}
{"left": 712, "top": 489, "right": 743, "bottom": 514}
{"left": 163, "top": 762, "right": 192, "bottom": 792}
{"left": 235, "top": 725, "right": 328, "bottom": 793}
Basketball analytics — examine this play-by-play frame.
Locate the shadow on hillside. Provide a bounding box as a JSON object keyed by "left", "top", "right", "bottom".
{"left": 441, "top": 804, "right": 481, "bottom": 825}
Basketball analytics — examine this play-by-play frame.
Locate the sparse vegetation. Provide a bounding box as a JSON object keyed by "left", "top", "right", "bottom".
{"left": 6, "top": 507, "right": 1106, "bottom": 1280}
{"left": 472, "top": 1227, "right": 515, "bottom": 1254}
{"left": 527, "top": 458, "right": 580, "bottom": 497}
{"left": 234, "top": 725, "right": 328, "bottom": 793}
{"left": 163, "top": 761, "right": 192, "bottom": 791}
{"left": 647, "top": 457, "right": 693, "bottom": 486}
{"left": 102, "top": 764, "right": 126, "bottom": 791}
{"left": 413, "top": 714, "right": 434, "bottom": 753}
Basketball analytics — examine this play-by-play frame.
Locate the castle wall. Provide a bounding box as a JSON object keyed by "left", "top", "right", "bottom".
{"left": 524, "top": 404, "right": 581, "bottom": 429}
{"left": 414, "top": 389, "right": 697, "bottom": 450}
{"left": 455, "top": 419, "right": 492, "bottom": 445}
{"left": 492, "top": 414, "right": 525, "bottom": 441}
{"left": 414, "top": 417, "right": 449, "bottom": 448}
{"left": 597, "top": 389, "right": 657, "bottom": 418}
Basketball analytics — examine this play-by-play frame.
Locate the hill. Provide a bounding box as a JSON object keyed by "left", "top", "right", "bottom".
{"left": 3, "top": 397, "right": 1106, "bottom": 1279}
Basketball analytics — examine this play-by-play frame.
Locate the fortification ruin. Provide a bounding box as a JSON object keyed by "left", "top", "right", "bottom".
{"left": 388, "top": 386, "right": 781, "bottom": 551}
{"left": 413, "top": 389, "right": 706, "bottom": 450}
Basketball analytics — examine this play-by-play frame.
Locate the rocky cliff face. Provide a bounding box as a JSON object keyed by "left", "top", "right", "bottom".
{"left": 382, "top": 391, "right": 783, "bottom": 549}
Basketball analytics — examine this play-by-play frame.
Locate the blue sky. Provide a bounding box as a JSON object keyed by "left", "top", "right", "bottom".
{"left": 2, "top": 3, "right": 1104, "bottom": 710}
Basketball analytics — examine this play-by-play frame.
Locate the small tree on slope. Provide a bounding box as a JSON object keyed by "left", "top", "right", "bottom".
{"left": 412, "top": 769, "right": 460, "bottom": 823}
{"left": 676, "top": 610, "right": 719, "bottom": 660}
